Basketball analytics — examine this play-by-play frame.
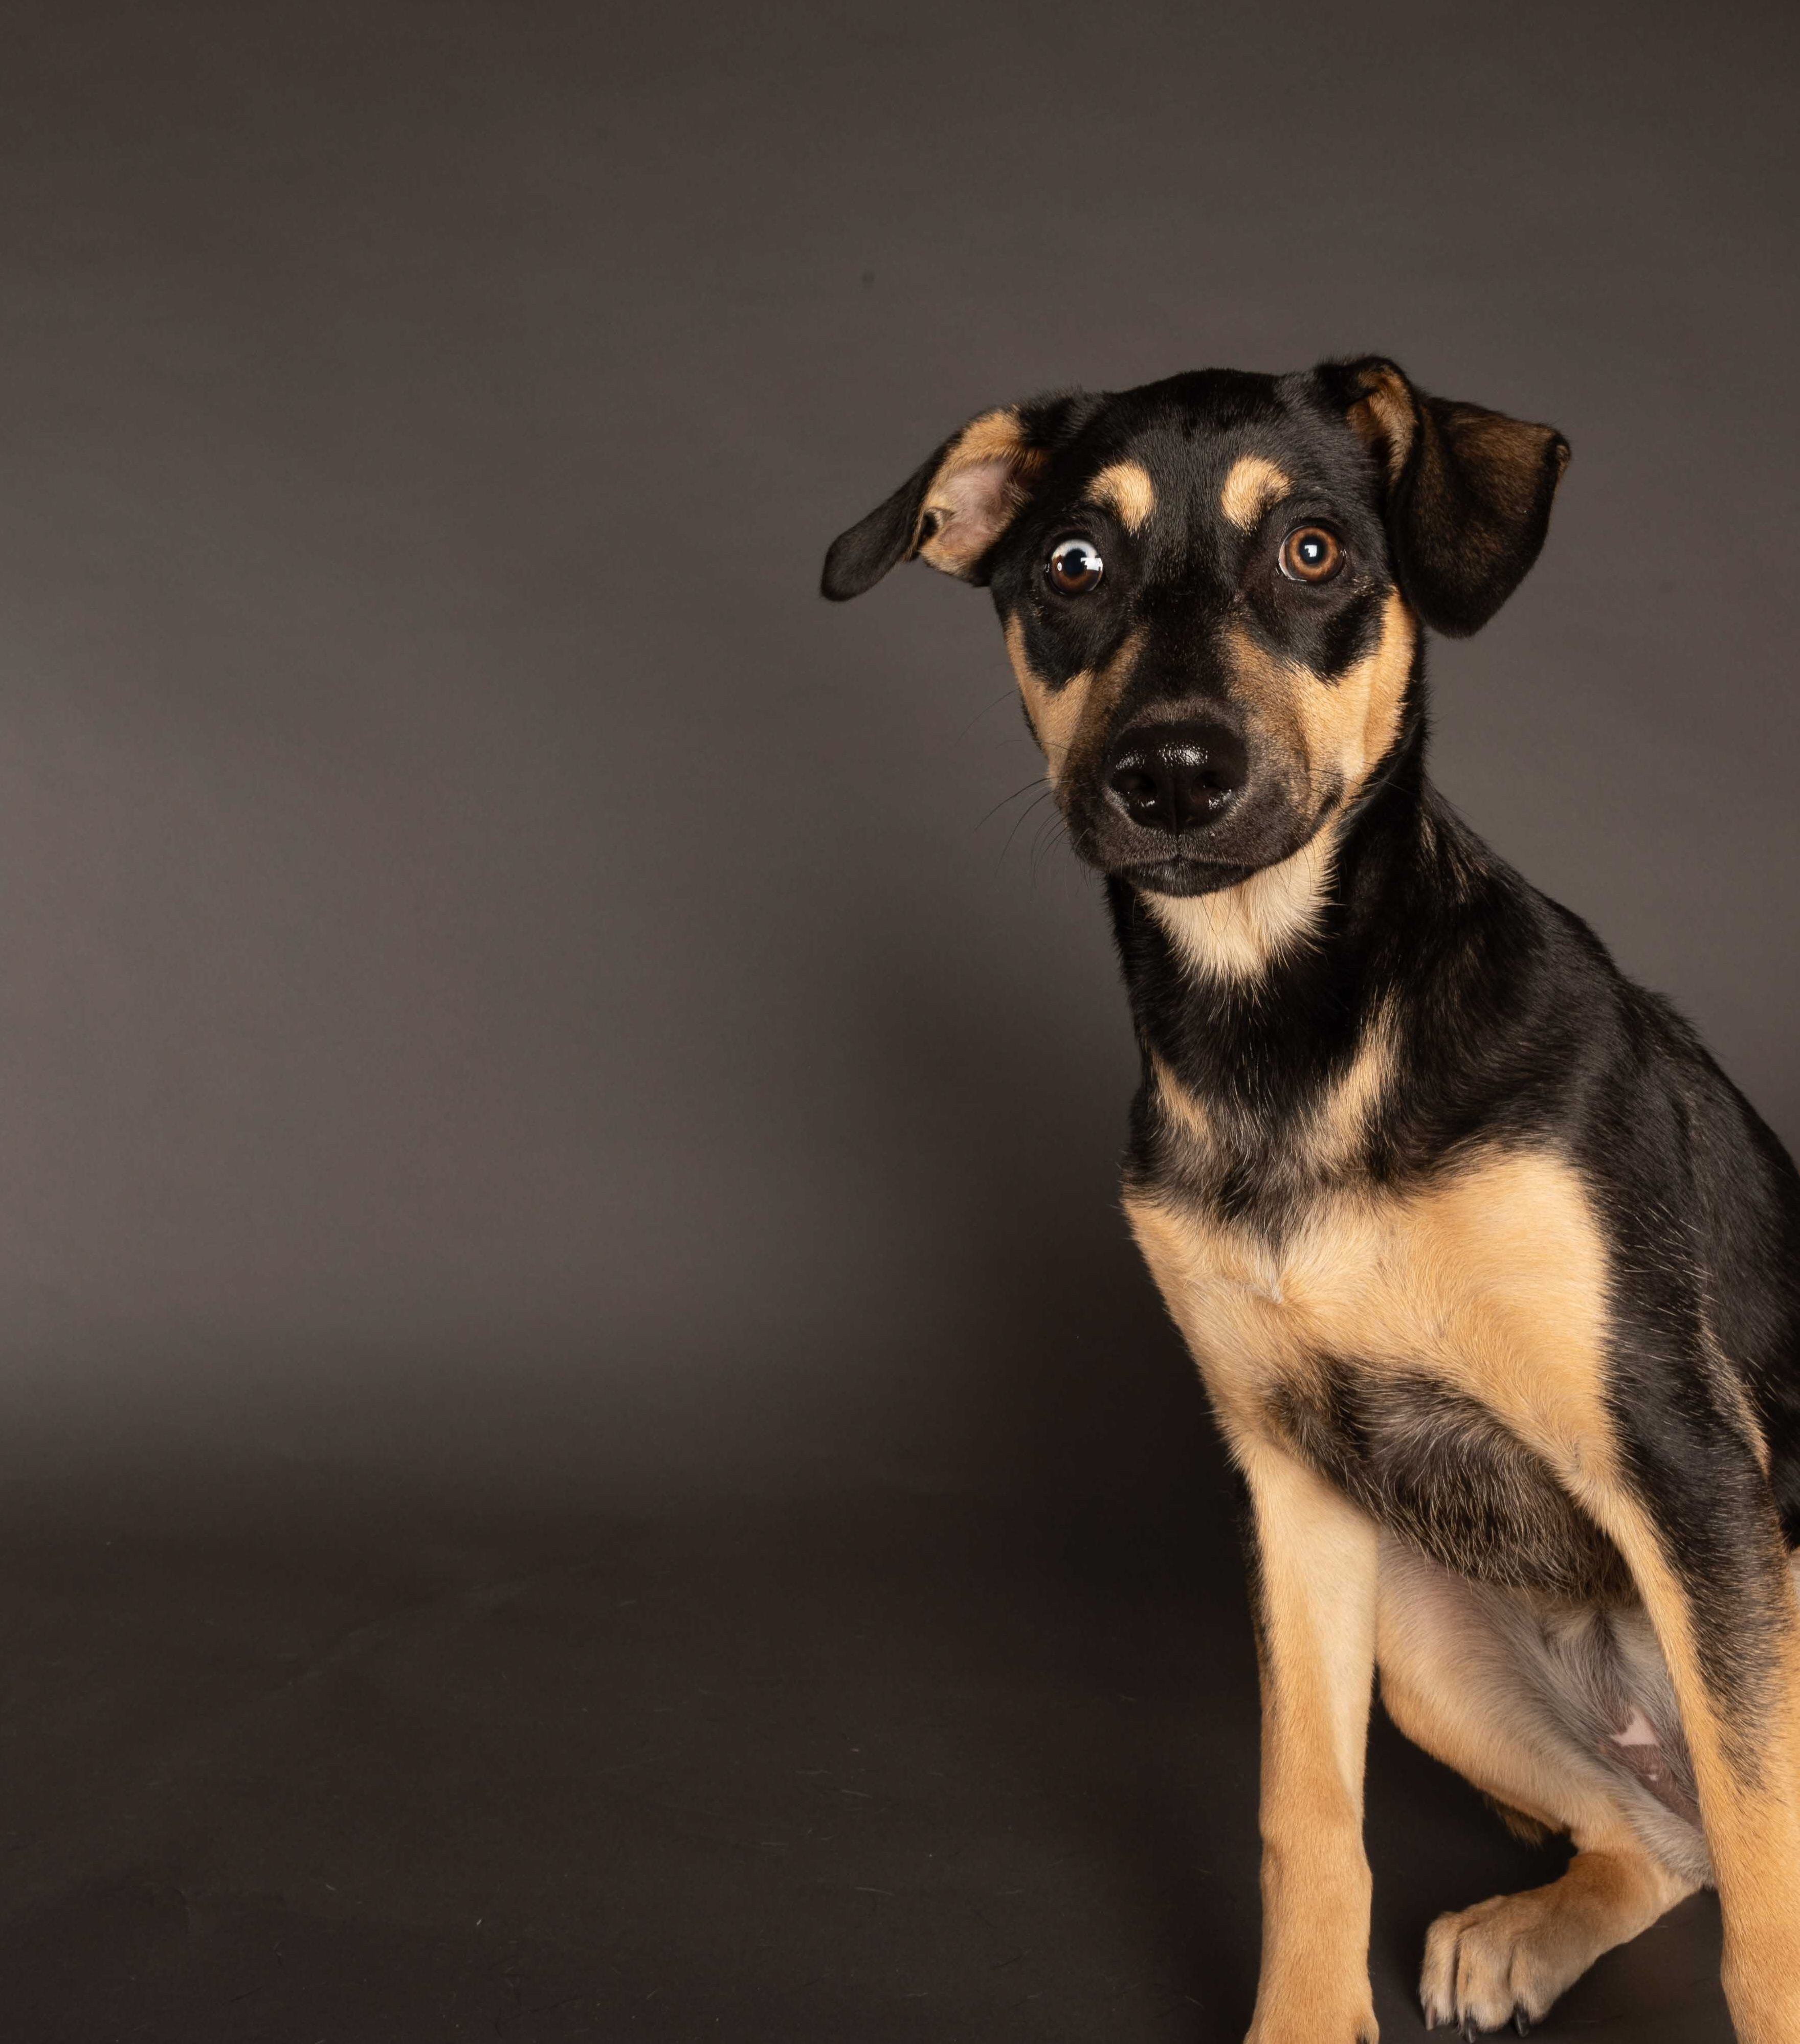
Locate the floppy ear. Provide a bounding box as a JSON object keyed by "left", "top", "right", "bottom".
{"left": 1324, "top": 357, "right": 1570, "bottom": 637}
{"left": 820, "top": 406, "right": 1050, "bottom": 601}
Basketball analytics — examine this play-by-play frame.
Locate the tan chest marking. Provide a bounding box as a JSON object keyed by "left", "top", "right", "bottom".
{"left": 1124, "top": 1148, "right": 1618, "bottom": 1481}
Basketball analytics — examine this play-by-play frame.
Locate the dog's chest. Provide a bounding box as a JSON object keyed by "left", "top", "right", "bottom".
{"left": 1124, "top": 1145, "right": 1627, "bottom": 1597}
{"left": 1270, "top": 1359, "right": 1629, "bottom": 1596}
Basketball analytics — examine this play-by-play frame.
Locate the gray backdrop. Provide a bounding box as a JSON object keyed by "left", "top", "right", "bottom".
{"left": 0, "top": 0, "right": 1794, "bottom": 1513}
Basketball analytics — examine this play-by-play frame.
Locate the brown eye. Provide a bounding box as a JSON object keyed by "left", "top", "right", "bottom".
{"left": 1047, "top": 536, "right": 1104, "bottom": 594}
{"left": 1279, "top": 525, "right": 1344, "bottom": 584}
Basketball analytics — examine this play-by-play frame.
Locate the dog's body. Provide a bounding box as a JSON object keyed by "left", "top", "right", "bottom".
{"left": 823, "top": 360, "right": 1800, "bottom": 2040}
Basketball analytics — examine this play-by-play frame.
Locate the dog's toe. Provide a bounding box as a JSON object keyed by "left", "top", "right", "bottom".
{"left": 1420, "top": 1892, "right": 1558, "bottom": 2037}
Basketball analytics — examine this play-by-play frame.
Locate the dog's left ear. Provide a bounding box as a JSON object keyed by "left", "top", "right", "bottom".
{"left": 1320, "top": 357, "right": 1571, "bottom": 637}
{"left": 820, "top": 406, "right": 1052, "bottom": 601}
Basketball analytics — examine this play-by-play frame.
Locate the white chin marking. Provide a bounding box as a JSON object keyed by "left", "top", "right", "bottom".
{"left": 1145, "top": 833, "right": 1335, "bottom": 984}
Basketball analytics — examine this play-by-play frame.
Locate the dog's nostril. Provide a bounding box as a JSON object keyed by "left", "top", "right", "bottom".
{"left": 1107, "top": 764, "right": 1166, "bottom": 822}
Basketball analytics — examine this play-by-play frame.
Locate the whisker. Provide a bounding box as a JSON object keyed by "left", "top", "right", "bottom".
{"left": 974, "top": 776, "right": 1051, "bottom": 836}
{"left": 949, "top": 689, "right": 1020, "bottom": 751}
{"left": 1029, "top": 807, "right": 1071, "bottom": 886}
{"left": 998, "top": 787, "right": 1057, "bottom": 869}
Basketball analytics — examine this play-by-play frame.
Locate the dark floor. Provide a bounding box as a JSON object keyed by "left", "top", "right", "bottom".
{"left": 0, "top": 1461, "right": 1734, "bottom": 2042}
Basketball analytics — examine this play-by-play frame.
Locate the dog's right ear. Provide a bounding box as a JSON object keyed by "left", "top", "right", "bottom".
{"left": 820, "top": 406, "right": 1053, "bottom": 601}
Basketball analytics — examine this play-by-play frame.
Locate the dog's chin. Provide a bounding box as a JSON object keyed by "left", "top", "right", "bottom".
{"left": 1112, "top": 853, "right": 1259, "bottom": 898}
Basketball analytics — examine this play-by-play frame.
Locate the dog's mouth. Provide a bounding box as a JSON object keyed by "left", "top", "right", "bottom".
{"left": 1068, "top": 776, "right": 1330, "bottom": 899}
{"left": 1113, "top": 852, "right": 1259, "bottom": 897}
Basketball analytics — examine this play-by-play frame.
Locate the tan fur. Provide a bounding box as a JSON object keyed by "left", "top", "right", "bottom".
{"left": 1293, "top": 590, "right": 1416, "bottom": 798}
{"left": 914, "top": 409, "right": 1046, "bottom": 576}
{"left": 1220, "top": 454, "right": 1294, "bottom": 531}
{"left": 1346, "top": 363, "right": 1416, "bottom": 484}
{"left": 1238, "top": 1437, "right": 1381, "bottom": 2043}
{"left": 1004, "top": 614, "right": 1143, "bottom": 791}
{"left": 1221, "top": 590, "right": 1417, "bottom": 825}
{"left": 1419, "top": 1854, "right": 1697, "bottom": 2031}
{"left": 1150, "top": 1052, "right": 1216, "bottom": 1156}
{"left": 1005, "top": 612, "right": 1086, "bottom": 780}
{"left": 1303, "top": 998, "right": 1398, "bottom": 1177}
{"left": 1087, "top": 459, "right": 1155, "bottom": 533}
{"left": 1124, "top": 1146, "right": 1619, "bottom": 1479}
{"left": 1144, "top": 828, "right": 1337, "bottom": 983}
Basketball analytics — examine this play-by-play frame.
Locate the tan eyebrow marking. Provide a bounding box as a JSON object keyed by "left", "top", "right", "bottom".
{"left": 1220, "top": 454, "right": 1294, "bottom": 531}
{"left": 1086, "top": 460, "right": 1156, "bottom": 533}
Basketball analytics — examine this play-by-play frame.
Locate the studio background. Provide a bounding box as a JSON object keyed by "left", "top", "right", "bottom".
{"left": 0, "top": 2, "right": 1789, "bottom": 2037}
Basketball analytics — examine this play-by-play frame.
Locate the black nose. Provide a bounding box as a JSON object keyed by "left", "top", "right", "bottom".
{"left": 1104, "top": 721, "right": 1247, "bottom": 833}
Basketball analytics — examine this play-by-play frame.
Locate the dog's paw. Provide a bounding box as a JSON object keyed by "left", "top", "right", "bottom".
{"left": 1419, "top": 1889, "right": 1572, "bottom": 2035}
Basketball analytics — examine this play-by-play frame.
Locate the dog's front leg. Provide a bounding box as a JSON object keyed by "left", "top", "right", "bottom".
{"left": 1581, "top": 1442, "right": 1800, "bottom": 2044}
{"left": 1238, "top": 1434, "right": 1381, "bottom": 2044}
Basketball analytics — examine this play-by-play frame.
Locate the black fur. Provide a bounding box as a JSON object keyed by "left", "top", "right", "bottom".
{"left": 819, "top": 431, "right": 954, "bottom": 600}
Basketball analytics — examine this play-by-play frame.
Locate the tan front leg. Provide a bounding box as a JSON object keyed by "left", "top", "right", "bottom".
{"left": 1581, "top": 1470, "right": 1800, "bottom": 2044}
{"left": 1239, "top": 1436, "right": 1382, "bottom": 2044}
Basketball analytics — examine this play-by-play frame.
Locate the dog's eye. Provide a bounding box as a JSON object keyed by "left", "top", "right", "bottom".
{"left": 1279, "top": 526, "right": 1344, "bottom": 584}
{"left": 1047, "top": 537, "right": 1104, "bottom": 595}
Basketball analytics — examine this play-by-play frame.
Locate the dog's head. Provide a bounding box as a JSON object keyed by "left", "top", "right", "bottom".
{"left": 823, "top": 360, "right": 1567, "bottom": 902}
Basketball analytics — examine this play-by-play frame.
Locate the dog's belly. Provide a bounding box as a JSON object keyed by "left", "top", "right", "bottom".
{"left": 1125, "top": 1144, "right": 1630, "bottom": 1598}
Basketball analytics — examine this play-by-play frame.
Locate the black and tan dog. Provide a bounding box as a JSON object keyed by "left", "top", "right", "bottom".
{"left": 821, "top": 361, "right": 1800, "bottom": 2041}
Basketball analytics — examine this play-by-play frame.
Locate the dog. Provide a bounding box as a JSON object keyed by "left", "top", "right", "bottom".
{"left": 820, "top": 358, "right": 1800, "bottom": 2041}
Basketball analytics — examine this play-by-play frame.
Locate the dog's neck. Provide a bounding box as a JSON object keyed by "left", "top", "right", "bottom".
{"left": 1108, "top": 719, "right": 1465, "bottom": 1122}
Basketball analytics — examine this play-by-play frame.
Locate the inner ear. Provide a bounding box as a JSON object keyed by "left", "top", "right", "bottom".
{"left": 820, "top": 406, "right": 1048, "bottom": 601}
{"left": 914, "top": 413, "right": 1046, "bottom": 579}
{"left": 917, "top": 454, "right": 1025, "bottom": 575}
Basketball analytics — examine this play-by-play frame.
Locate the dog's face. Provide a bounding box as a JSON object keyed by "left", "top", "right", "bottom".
{"left": 824, "top": 360, "right": 1568, "bottom": 899}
